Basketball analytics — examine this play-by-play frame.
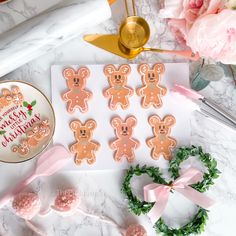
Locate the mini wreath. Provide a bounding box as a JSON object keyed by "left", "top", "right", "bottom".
{"left": 122, "top": 146, "right": 220, "bottom": 235}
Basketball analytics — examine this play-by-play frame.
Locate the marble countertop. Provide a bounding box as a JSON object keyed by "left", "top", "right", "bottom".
{"left": 0, "top": 0, "right": 236, "bottom": 236}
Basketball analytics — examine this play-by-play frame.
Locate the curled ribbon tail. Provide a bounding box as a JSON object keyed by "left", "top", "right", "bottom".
{"left": 176, "top": 186, "right": 215, "bottom": 209}
{"left": 144, "top": 184, "right": 171, "bottom": 224}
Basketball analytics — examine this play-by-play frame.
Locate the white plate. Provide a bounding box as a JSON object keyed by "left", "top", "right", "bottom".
{"left": 0, "top": 81, "right": 55, "bottom": 163}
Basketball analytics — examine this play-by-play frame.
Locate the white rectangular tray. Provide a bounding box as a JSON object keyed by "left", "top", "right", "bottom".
{"left": 51, "top": 63, "right": 195, "bottom": 171}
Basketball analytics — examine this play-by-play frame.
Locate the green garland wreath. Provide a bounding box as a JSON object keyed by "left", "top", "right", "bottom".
{"left": 122, "top": 146, "right": 220, "bottom": 236}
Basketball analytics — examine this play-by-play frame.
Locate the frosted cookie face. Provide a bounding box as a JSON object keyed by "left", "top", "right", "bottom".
{"left": 70, "top": 119, "right": 100, "bottom": 165}
{"left": 62, "top": 67, "right": 92, "bottom": 113}
{"left": 110, "top": 116, "right": 140, "bottom": 163}
{"left": 147, "top": 115, "right": 177, "bottom": 160}
{"left": 103, "top": 64, "right": 134, "bottom": 110}
{"left": 137, "top": 63, "right": 167, "bottom": 109}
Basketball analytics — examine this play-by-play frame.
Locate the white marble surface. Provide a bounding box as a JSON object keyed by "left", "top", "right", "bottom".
{"left": 0, "top": 0, "right": 236, "bottom": 236}
{"left": 0, "top": 0, "right": 111, "bottom": 77}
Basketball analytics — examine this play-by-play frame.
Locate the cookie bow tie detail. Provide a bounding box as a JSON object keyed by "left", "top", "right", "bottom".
{"left": 144, "top": 168, "right": 215, "bottom": 224}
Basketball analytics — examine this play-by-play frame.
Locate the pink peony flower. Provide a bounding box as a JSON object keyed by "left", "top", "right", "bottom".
{"left": 12, "top": 192, "right": 41, "bottom": 220}
{"left": 168, "top": 19, "right": 188, "bottom": 46}
{"left": 125, "top": 224, "right": 147, "bottom": 236}
{"left": 187, "top": 9, "right": 236, "bottom": 64}
{"left": 160, "top": 0, "right": 226, "bottom": 47}
{"left": 52, "top": 189, "right": 79, "bottom": 212}
{"left": 160, "top": 0, "right": 225, "bottom": 24}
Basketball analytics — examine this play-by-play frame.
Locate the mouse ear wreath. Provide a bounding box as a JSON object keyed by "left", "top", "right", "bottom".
{"left": 169, "top": 146, "right": 220, "bottom": 192}
{"left": 122, "top": 146, "right": 220, "bottom": 235}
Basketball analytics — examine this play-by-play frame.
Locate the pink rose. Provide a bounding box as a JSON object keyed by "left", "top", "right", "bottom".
{"left": 187, "top": 9, "right": 236, "bottom": 64}
{"left": 168, "top": 19, "right": 188, "bottom": 46}
{"left": 160, "top": 0, "right": 225, "bottom": 25}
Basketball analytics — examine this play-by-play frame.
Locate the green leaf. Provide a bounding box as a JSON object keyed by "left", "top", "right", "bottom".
{"left": 23, "top": 101, "right": 28, "bottom": 107}
{"left": 191, "top": 72, "right": 210, "bottom": 91}
{"left": 28, "top": 110, "right": 32, "bottom": 116}
{"left": 31, "top": 100, "right": 37, "bottom": 106}
{"left": 0, "top": 130, "right": 6, "bottom": 135}
{"left": 200, "top": 64, "right": 224, "bottom": 81}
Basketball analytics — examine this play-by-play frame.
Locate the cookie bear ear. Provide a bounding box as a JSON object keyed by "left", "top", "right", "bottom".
{"left": 70, "top": 120, "right": 82, "bottom": 131}
{"left": 63, "top": 67, "right": 76, "bottom": 80}
{"left": 148, "top": 115, "right": 161, "bottom": 126}
{"left": 11, "top": 86, "right": 20, "bottom": 94}
{"left": 153, "top": 63, "right": 165, "bottom": 74}
{"left": 111, "top": 117, "right": 122, "bottom": 128}
{"left": 78, "top": 67, "right": 90, "bottom": 79}
{"left": 138, "top": 63, "right": 149, "bottom": 75}
{"left": 86, "top": 119, "right": 97, "bottom": 130}
{"left": 2, "top": 88, "right": 11, "bottom": 96}
{"left": 126, "top": 116, "right": 137, "bottom": 127}
{"left": 163, "top": 115, "right": 176, "bottom": 127}
{"left": 42, "top": 119, "right": 49, "bottom": 126}
{"left": 119, "top": 64, "right": 131, "bottom": 75}
{"left": 104, "top": 64, "right": 116, "bottom": 75}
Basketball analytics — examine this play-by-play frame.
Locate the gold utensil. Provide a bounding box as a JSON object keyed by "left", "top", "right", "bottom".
{"left": 84, "top": 0, "right": 200, "bottom": 61}
{"left": 84, "top": 34, "right": 199, "bottom": 60}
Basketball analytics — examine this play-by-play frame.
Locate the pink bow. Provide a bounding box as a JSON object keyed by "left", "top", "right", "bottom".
{"left": 143, "top": 168, "right": 215, "bottom": 224}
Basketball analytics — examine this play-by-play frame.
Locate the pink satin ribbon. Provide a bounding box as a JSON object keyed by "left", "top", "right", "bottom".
{"left": 143, "top": 168, "right": 215, "bottom": 224}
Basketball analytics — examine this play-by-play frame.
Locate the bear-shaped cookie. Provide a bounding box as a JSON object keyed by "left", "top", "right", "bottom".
{"left": 11, "top": 86, "right": 24, "bottom": 105}
{"left": 70, "top": 119, "right": 100, "bottom": 165}
{"left": 137, "top": 63, "right": 167, "bottom": 108}
{"left": 0, "top": 89, "right": 12, "bottom": 111}
{"left": 12, "top": 119, "right": 51, "bottom": 156}
{"left": 110, "top": 116, "right": 140, "bottom": 163}
{"left": 34, "top": 119, "right": 51, "bottom": 141}
{"left": 62, "top": 67, "right": 92, "bottom": 113}
{"left": 12, "top": 140, "right": 30, "bottom": 156}
{"left": 147, "top": 115, "right": 177, "bottom": 160}
{"left": 103, "top": 64, "right": 133, "bottom": 110}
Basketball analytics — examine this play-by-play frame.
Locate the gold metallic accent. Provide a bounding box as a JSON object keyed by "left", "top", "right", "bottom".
{"left": 84, "top": 0, "right": 200, "bottom": 60}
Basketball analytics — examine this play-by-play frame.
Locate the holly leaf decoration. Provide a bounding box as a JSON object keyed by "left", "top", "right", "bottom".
{"left": 23, "top": 101, "right": 29, "bottom": 107}
{"left": 0, "top": 130, "right": 6, "bottom": 135}
{"left": 28, "top": 110, "right": 32, "bottom": 116}
{"left": 200, "top": 64, "right": 224, "bottom": 81}
{"left": 31, "top": 100, "right": 37, "bottom": 106}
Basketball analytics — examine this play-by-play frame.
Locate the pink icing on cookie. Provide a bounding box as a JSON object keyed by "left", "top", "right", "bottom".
{"left": 110, "top": 116, "right": 140, "bottom": 163}
{"left": 12, "top": 192, "right": 41, "bottom": 220}
{"left": 137, "top": 63, "right": 167, "bottom": 109}
{"left": 62, "top": 67, "right": 92, "bottom": 113}
{"left": 103, "top": 64, "right": 133, "bottom": 110}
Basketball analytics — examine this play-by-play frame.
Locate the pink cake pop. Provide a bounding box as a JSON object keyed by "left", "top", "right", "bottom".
{"left": 52, "top": 189, "right": 79, "bottom": 212}
{"left": 125, "top": 224, "right": 147, "bottom": 236}
{"left": 12, "top": 192, "right": 41, "bottom": 220}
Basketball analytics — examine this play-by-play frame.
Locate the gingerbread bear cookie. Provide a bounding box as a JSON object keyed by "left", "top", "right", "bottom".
{"left": 103, "top": 64, "right": 133, "bottom": 110}
{"left": 11, "top": 86, "right": 24, "bottom": 105}
{"left": 137, "top": 63, "right": 167, "bottom": 108}
{"left": 147, "top": 115, "right": 177, "bottom": 160}
{"left": 70, "top": 119, "right": 100, "bottom": 165}
{"left": 12, "top": 119, "right": 51, "bottom": 156}
{"left": 62, "top": 67, "right": 92, "bottom": 113}
{"left": 0, "top": 89, "right": 12, "bottom": 111}
{"left": 110, "top": 116, "right": 140, "bottom": 163}
{"left": 12, "top": 140, "right": 30, "bottom": 156}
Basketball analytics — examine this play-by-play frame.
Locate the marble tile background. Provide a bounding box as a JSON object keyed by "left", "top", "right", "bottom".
{"left": 0, "top": 0, "right": 236, "bottom": 235}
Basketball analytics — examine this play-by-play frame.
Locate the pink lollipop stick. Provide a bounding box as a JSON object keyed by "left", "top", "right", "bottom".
{"left": 0, "top": 145, "right": 71, "bottom": 209}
